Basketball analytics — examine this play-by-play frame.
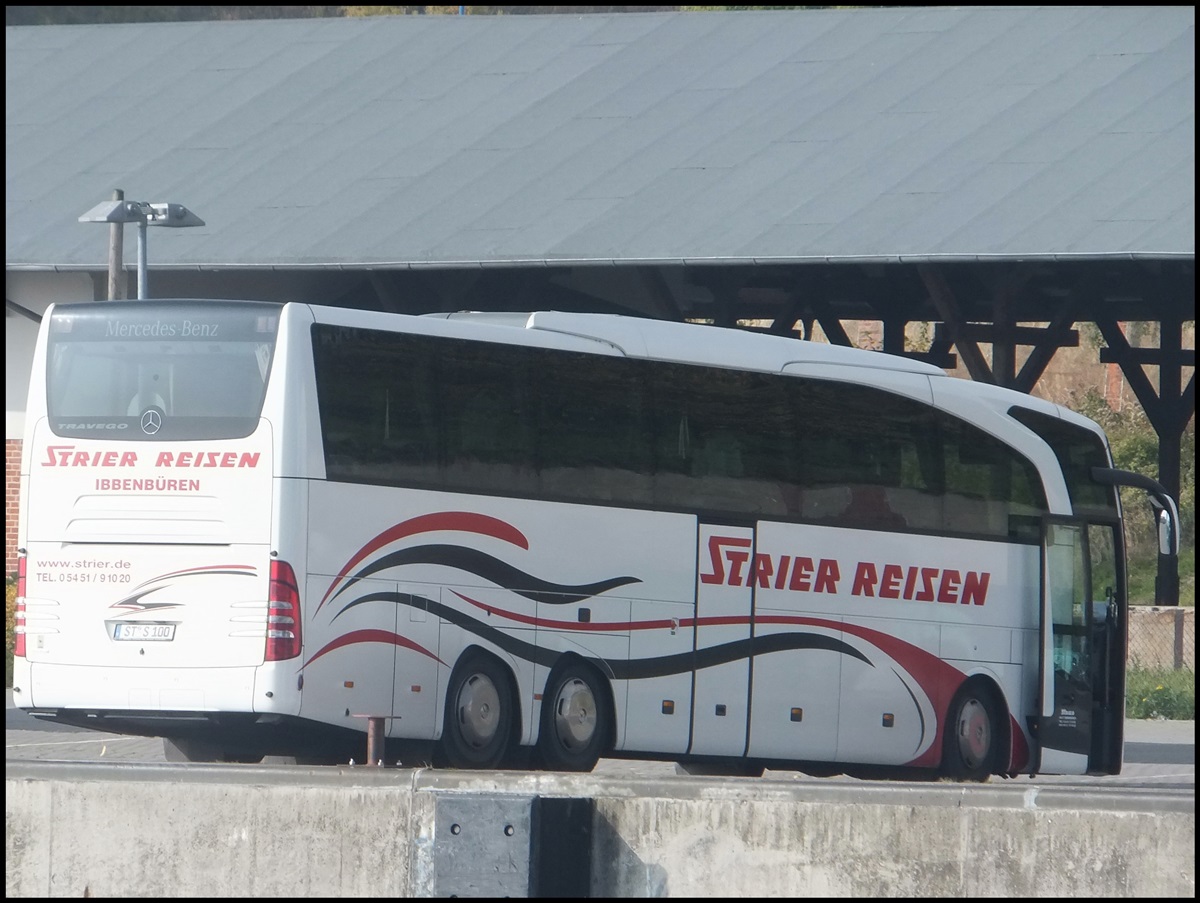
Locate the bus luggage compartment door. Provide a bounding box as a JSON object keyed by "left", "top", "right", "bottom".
{"left": 689, "top": 523, "right": 754, "bottom": 758}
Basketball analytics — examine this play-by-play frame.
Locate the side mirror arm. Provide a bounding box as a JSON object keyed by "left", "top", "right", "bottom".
{"left": 1090, "top": 467, "right": 1180, "bottom": 556}
{"left": 1091, "top": 467, "right": 1180, "bottom": 606}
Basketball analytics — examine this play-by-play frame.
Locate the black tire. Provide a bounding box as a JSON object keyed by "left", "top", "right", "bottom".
{"left": 537, "top": 661, "right": 611, "bottom": 772}
{"left": 941, "top": 681, "right": 1003, "bottom": 782}
{"left": 438, "top": 651, "right": 516, "bottom": 769}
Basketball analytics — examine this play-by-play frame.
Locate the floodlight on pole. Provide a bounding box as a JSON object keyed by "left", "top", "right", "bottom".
{"left": 79, "top": 196, "right": 205, "bottom": 299}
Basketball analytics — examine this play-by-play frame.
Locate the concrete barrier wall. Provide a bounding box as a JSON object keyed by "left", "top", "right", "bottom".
{"left": 6, "top": 762, "right": 1195, "bottom": 898}
{"left": 6, "top": 765, "right": 418, "bottom": 897}
{"left": 590, "top": 794, "right": 1193, "bottom": 897}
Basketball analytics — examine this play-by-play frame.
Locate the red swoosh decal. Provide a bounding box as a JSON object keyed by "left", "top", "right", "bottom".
{"left": 302, "top": 628, "right": 446, "bottom": 669}
{"left": 759, "top": 615, "right": 1029, "bottom": 770}
{"left": 453, "top": 590, "right": 699, "bottom": 631}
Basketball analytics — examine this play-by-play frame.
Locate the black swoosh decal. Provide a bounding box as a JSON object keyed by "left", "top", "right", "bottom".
{"left": 334, "top": 591, "right": 871, "bottom": 678}
{"left": 111, "top": 587, "right": 174, "bottom": 609}
{"left": 332, "top": 543, "right": 641, "bottom": 605}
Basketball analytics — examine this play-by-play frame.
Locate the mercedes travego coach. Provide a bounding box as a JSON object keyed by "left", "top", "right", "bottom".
{"left": 12, "top": 300, "right": 1180, "bottom": 778}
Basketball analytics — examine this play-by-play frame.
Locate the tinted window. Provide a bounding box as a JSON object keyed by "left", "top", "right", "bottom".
{"left": 790, "top": 381, "right": 1045, "bottom": 540}
{"left": 793, "top": 381, "right": 936, "bottom": 530}
{"left": 1009, "top": 406, "right": 1117, "bottom": 516}
{"left": 535, "top": 350, "right": 651, "bottom": 504}
{"left": 312, "top": 326, "right": 440, "bottom": 486}
{"left": 440, "top": 339, "right": 537, "bottom": 495}
{"left": 46, "top": 301, "right": 279, "bottom": 441}
{"left": 942, "top": 415, "right": 1045, "bottom": 541}
{"left": 649, "top": 363, "right": 795, "bottom": 515}
{"left": 311, "top": 323, "right": 1047, "bottom": 540}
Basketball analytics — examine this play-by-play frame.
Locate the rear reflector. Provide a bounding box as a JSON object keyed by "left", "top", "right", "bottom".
{"left": 266, "top": 559, "right": 302, "bottom": 661}
{"left": 14, "top": 554, "right": 26, "bottom": 658}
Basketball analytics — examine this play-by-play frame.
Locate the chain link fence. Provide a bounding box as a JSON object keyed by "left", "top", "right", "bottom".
{"left": 1128, "top": 607, "right": 1195, "bottom": 671}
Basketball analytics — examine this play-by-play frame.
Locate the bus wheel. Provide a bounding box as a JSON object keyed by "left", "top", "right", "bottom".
{"left": 942, "top": 682, "right": 1001, "bottom": 782}
{"left": 439, "top": 652, "right": 515, "bottom": 769}
{"left": 538, "top": 662, "right": 610, "bottom": 772}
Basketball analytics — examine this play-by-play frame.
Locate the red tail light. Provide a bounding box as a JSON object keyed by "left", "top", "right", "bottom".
{"left": 266, "top": 559, "right": 302, "bottom": 662}
{"left": 14, "top": 554, "right": 27, "bottom": 658}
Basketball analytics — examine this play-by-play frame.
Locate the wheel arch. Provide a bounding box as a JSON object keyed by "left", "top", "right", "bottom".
{"left": 943, "top": 671, "right": 1012, "bottom": 777}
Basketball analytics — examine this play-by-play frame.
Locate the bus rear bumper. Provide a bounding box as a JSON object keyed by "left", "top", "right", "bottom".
{"left": 16, "top": 661, "right": 261, "bottom": 713}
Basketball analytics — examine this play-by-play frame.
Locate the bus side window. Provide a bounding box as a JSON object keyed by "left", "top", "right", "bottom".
{"left": 680, "top": 367, "right": 791, "bottom": 516}
{"left": 842, "top": 484, "right": 907, "bottom": 529}
{"left": 535, "top": 350, "right": 652, "bottom": 505}
{"left": 692, "top": 431, "right": 743, "bottom": 478}
{"left": 440, "top": 341, "right": 536, "bottom": 494}
{"left": 791, "top": 379, "right": 924, "bottom": 529}
{"left": 458, "top": 387, "right": 507, "bottom": 460}
{"left": 945, "top": 426, "right": 1006, "bottom": 537}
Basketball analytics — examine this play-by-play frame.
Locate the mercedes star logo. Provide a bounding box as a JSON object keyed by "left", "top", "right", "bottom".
{"left": 140, "top": 409, "right": 162, "bottom": 435}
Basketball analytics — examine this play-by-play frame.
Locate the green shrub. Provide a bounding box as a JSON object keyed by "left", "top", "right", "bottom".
{"left": 1125, "top": 667, "right": 1196, "bottom": 720}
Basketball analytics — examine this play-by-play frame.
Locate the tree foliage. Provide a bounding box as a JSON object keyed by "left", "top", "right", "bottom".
{"left": 5, "top": 6, "right": 344, "bottom": 25}
{"left": 7, "top": 5, "right": 696, "bottom": 25}
{"left": 1068, "top": 387, "right": 1196, "bottom": 605}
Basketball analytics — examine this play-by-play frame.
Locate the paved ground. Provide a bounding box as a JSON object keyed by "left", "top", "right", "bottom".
{"left": 1124, "top": 717, "right": 1195, "bottom": 748}
{"left": 7, "top": 690, "right": 1192, "bottom": 785}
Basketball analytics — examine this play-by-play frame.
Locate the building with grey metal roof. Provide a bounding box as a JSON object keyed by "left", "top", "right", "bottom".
{"left": 4, "top": 7, "right": 1195, "bottom": 576}
{"left": 7, "top": 5, "right": 1190, "bottom": 273}
{"left": 6, "top": 6, "right": 1194, "bottom": 275}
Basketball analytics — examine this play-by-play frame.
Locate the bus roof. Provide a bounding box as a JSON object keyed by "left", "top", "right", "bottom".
{"left": 430, "top": 309, "right": 948, "bottom": 377}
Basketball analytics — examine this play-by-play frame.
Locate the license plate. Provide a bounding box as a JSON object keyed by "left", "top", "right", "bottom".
{"left": 113, "top": 622, "right": 176, "bottom": 642}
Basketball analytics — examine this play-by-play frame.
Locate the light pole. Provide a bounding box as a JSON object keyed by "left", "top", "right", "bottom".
{"left": 79, "top": 195, "right": 205, "bottom": 299}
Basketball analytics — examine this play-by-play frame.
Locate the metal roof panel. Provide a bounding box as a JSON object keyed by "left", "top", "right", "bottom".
{"left": 6, "top": 7, "right": 1193, "bottom": 271}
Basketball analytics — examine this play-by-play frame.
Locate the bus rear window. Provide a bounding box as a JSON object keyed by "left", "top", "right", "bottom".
{"left": 45, "top": 301, "right": 281, "bottom": 441}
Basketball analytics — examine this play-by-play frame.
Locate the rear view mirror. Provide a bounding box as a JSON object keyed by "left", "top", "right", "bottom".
{"left": 1157, "top": 507, "right": 1179, "bottom": 557}
{"left": 1091, "top": 467, "right": 1180, "bottom": 558}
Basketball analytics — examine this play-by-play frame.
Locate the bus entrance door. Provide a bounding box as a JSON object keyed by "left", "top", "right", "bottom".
{"left": 1038, "top": 518, "right": 1123, "bottom": 775}
{"left": 690, "top": 523, "right": 754, "bottom": 758}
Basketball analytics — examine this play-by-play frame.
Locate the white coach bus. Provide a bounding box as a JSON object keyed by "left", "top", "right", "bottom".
{"left": 12, "top": 300, "right": 1179, "bottom": 778}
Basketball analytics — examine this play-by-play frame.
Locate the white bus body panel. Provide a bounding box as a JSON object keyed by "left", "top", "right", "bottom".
{"left": 20, "top": 421, "right": 274, "bottom": 708}
{"left": 270, "top": 304, "right": 322, "bottom": 480}
{"left": 26, "top": 420, "right": 272, "bottom": 547}
{"left": 300, "top": 483, "right": 697, "bottom": 749}
{"left": 691, "top": 523, "right": 754, "bottom": 758}
{"left": 15, "top": 301, "right": 292, "bottom": 716}
{"left": 743, "top": 521, "right": 1037, "bottom": 768}
{"left": 296, "top": 479, "right": 1041, "bottom": 769}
